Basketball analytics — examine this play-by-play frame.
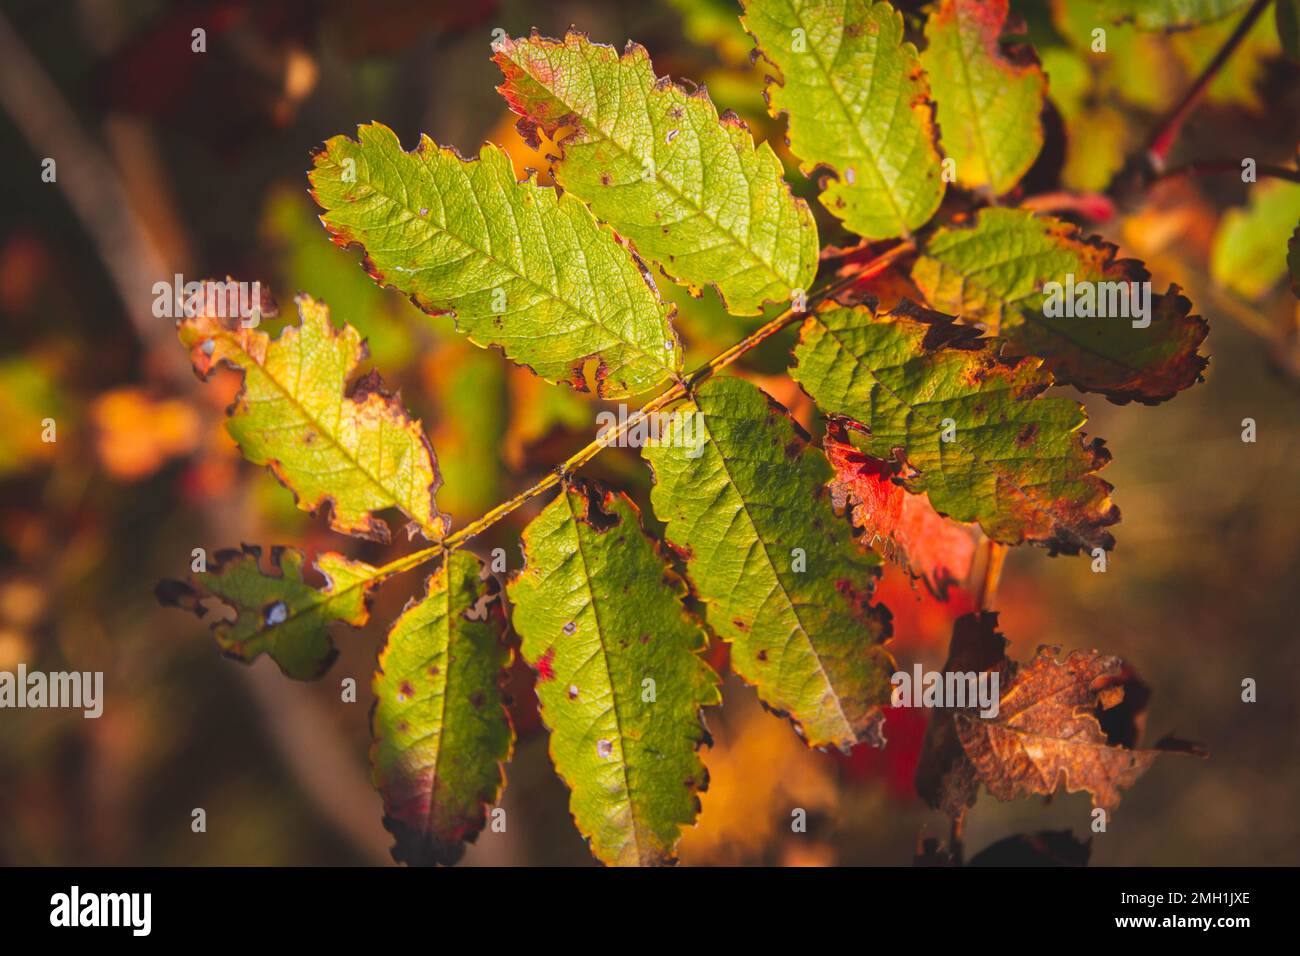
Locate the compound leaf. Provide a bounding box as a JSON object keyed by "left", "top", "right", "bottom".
{"left": 921, "top": 0, "right": 1046, "bottom": 195}
{"left": 791, "top": 302, "right": 1120, "bottom": 553}
{"left": 156, "top": 544, "right": 378, "bottom": 680}
{"left": 178, "top": 293, "right": 449, "bottom": 542}
{"left": 742, "top": 0, "right": 945, "bottom": 240}
{"left": 494, "top": 31, "right": 819, "bottom": 315}
{"left": 310, "top": 123, "right": 681, "bottom": 398}
{"left": 912, "top": 208, "right": 1208, "bottom": 404}
{"left": 642, "top": 375, "right": 894, "bottom": 751}
{"left": 506, "top": 480, "right": 719, "bottom": 866}
{"left": 371, "top": 550, "right": 513, "bottom": 866}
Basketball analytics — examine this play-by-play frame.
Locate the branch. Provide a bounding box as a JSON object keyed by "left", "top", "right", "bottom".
{"left": 1108, "top": 0, "right": 1274, "bottom": 201}
{"left": 369, "top": 241, "right": 917, "bottom": 583}
{"left": 0, "top": 9, "right": 189, "bottom": 388}
{"left": 1152, "top": 160, "right": 1300, "bottom": 185}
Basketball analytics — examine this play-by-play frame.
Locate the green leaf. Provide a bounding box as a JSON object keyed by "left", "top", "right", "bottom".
{"left": 371, "top": 550, "right": 513, "bottom": 866}
{"left": 494, "top": 31, "right": 819, "bottom": 315}
{"left": 178, "top": 293, "right": 449, "bottom": 542}
{"left": 309, "top": 123, "right": 681, "bottom": 397}
{"left": 506, "top": 480, "right": 719, "bottom": 866}
{"left": 156, "top": 545, "right": 378, "bottom": 680}
{"left": 911, "top": 208, "right": 1208, "bottom": 404}
{"left": 1210, "top": 180, "right": 1300, "bottom": 301}
{"left": 1060, "top": 104, "right": 1129, "bottom": 194}
{"left": 742, "top": 0, "right": 945, "bottom": 240}
{"left": 642, "top": 376, "right": 894, "bottom": 751}
{"left": 1097, "top": 0, "right": 1253, "bottom": 31}
{"left": 921, "top": 0, "right": 1046, "bottom": 195}
{"left": 0, "top": 355, "right": 64, "bottom": 477}
{"left": 790, "top": 302, "right": 1120, "bottom": 553}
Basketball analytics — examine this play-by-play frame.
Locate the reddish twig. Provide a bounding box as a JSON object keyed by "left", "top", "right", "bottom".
{"left": 1020, "top": 191, "right": 1117, "bottom": 222}
{"left": 1144, "top": 0, "right": 1273, "bottom": 169}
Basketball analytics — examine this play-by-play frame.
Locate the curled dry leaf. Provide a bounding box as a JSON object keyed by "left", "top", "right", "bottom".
{"left": 916, "top": 612, "right": 1206, "bottom": 817}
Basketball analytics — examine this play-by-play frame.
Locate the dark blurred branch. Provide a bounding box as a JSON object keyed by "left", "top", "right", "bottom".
{"left": 0, "top": 8, "right": 391, "bottom": 865}
{"left": 0, "top": 9, "right": 185, "bottom": 386}
{"left": 1152, "top": 160, "right": 1300, "bottom": 185}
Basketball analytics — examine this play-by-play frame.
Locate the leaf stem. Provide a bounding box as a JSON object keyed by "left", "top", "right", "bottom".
{"left": 369, "top": 241, "right": 916, "bottom": 584}
{"left": 975, "top": 540, "right": 1007, "bottom": 611}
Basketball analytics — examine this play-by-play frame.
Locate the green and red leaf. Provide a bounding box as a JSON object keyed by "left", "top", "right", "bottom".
{"left": 912, "top": 208, "right": 1208, "bottom": 404}
{"left": 791, "top": 301, "right": 1120, "bottom": 553}
{"left": 371, "top": 550, "right": 514, "bottom": 866}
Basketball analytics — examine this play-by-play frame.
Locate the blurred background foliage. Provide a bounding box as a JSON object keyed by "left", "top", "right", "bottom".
{"left": 0, "top": 0, "right": 1298, "bottom": 866}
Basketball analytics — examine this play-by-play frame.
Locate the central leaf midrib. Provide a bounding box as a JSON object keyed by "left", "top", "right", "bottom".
{"left": 231, "top": 330, "right": 428, "bottom": 533}
{"left": 699, "top": 399, "right": 856, "bottom": 742}
{"left": 777, "top": 0, "right": 909, "bottom": 231}
{"left": 563, "top": 493, "right": 648, "bottom": 862}
{"left": 423, "top": 569, "right": 455, "bottom": 834}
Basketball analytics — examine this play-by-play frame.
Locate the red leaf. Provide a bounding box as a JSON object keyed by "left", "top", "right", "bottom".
{"left": 825, "top": 425, "right": 979, "bottom": 598}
